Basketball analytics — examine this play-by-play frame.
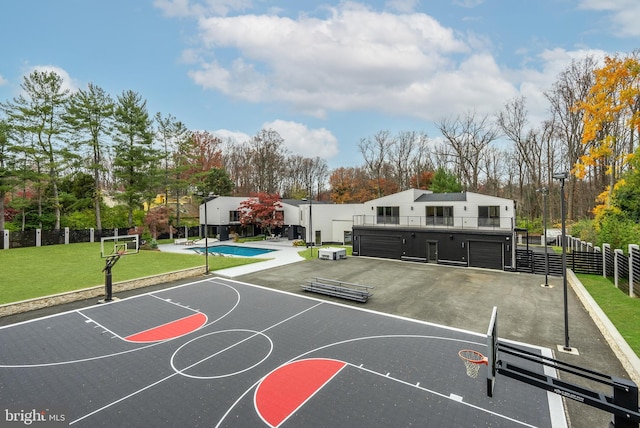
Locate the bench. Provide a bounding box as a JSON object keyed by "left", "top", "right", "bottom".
{"left": 301, "top": 277, "right": 374, "bottom": 303}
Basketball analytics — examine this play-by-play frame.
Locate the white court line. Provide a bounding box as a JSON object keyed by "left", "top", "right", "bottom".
{"left": 69, "top": 300, "right": 323, "bottom": 425}
{"left": 0, "top": 279, "right": 240, "bottom": 368}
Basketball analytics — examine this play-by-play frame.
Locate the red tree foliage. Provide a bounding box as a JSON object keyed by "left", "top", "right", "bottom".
{"left": 238, "top": 192, "right": 283, "bottom": 235}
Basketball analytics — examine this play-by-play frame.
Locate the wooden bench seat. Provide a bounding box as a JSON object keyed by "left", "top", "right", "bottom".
{"left": 301, "top": 277, "right": 373, "bottom": 303}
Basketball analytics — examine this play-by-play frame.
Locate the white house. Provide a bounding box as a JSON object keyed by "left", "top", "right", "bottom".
{"left": 200, "top": 189, "right": 517, "bottom": 270}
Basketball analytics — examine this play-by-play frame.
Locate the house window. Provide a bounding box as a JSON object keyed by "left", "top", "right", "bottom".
{"left": 229, "top": 210, "right": 240, "bottom": 223}
{"left": 478, "top": 206, "right": 500, "bottom": 227}
{"left": 426, "top": 206, "right": 454, "bottom": 226}
{"left": 376, "top": 206, "right": 399, "bottom": 224}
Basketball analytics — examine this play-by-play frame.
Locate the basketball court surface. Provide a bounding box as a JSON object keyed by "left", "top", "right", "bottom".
{"left": 0, "top": 277, "right": 566, "bottom": 427}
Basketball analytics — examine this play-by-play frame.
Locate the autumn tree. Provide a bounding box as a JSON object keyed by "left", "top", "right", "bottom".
{"left": 144, "top": 205, "right": 171, "bottom": 239}
{"left": 576, "top": 54, "right": 640, "bottom": 212}
{"left": 329, "top": 166, "right": 376, "bottom": 203}
{"left": 238, "top": 192, "right": 283, "bottom": 236}
{"left": 409, "top": 170, "right": 434, "bottom": 190}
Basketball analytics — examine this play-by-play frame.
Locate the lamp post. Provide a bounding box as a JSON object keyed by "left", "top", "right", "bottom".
{"left": 302, "top": 194, "right": 314, "bottom": 258}
{"left": 537, "top": 187, "right": 550, "bottom": 287}
{"left": 200, "top": 192, "right": 215, "bottom": 275}
{"left": 553, "top": 172, "right": 571, "bottom": 351}
{"left": 204, "top": 200, "right": 209, "bottom": 275}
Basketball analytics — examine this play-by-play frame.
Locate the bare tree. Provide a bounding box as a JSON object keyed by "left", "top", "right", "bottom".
{"left": 544, "top": 56, "right": 597, "bottom": 220}
{"left": 436, "top": 111, "right": 500, "bottom": 192}
{"left": 358, "top": 130, "right": 394, "bottom": 197}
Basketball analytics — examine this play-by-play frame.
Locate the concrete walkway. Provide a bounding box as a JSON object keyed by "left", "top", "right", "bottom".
{"left": 158, "top": 239, "right": 306, "bottom": 277}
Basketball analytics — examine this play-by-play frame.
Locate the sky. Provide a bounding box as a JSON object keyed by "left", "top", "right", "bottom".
{"left": 1, "top": 0, "right": 639, "bottom": 169}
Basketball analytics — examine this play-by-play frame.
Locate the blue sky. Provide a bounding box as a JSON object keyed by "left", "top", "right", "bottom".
{"left": 1, "top": 0, "right": 639, "bottom": 169}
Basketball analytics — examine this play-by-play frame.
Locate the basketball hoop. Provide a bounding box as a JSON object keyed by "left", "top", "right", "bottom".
{"left": 458, "top": 349, "right": 488, "bottom": 378}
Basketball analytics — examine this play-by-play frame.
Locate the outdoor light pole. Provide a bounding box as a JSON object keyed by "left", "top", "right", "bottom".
{"left": 553, "top": 172, "right": 571, "bottom": 351}
{"left": 537, "top": 187, "right": 550, "bottom": 287}
{"left": 203, "top": 197, "right": 209, "bottom": 275}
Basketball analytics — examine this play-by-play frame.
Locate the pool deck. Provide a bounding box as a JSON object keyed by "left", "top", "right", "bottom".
{"left": 158, "top": 239, "right": 306, "bottom": 277}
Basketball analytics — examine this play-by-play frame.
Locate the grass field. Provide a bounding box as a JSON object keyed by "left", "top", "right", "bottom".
{"left": 0, "top": 243, "right": 262, "bottom": 304}
{"left": 576, "top": 273, "right": 640, "bottom": 356}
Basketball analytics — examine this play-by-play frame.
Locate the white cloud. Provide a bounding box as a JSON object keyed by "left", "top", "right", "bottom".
{"left": 172, "top": 2, "right": 619, "bottom": 133}
{"left": 262, "top": 120, "right": 339, "bottom": 159}
{"left": 385, "top": 0, "right": 418, "bottom": 13}
{"left": 212, "top": 128, "right": 251, "bottom": 143}
{"left": 578, "top": 0, "right": 640, "bottom": 37}
{"left": 154, "top": 0, "right": 252, "bottom": 17}
{"left": 189, "top": 3, "right": 471, "bottom": 118}
{"left": 27, "top": 65, "right": 80, "bottom": 94}
{"left": 0, "top": 74, "right": 7, "bottom": 86}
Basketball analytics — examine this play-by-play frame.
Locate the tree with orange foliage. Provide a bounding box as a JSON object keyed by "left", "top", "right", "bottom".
{"left": 329, "top": 166, "right": 377, "bottom": 203}
{"left": 238, "top": 192, "right": 283, "bottom": 236}
{"left": 576, "top": 55, "right": 640, "bottom": 209}
{"left": 409, "top": 171, "right": 434, "bottom": 190}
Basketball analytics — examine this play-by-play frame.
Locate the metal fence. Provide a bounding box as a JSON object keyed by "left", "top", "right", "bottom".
{"left": 516, "top": 236, "right": 638, "bottom": 298}
{"left": 1, "top": 226, "right": 202, "bottom": 250}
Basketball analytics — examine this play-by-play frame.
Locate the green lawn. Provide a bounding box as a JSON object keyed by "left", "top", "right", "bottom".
{"left": 0, "top": 243, "right": 262, "bottom": 304}
{"left": 576, "top": 273, "right": 640, "bottom": 356}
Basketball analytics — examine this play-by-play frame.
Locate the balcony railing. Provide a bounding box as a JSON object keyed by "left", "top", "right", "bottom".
{"left": 353, "top": 215, "right": 512, "bottom": 230}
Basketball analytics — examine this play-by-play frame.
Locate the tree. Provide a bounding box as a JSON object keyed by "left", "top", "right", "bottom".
{"left": 64, "top": 82, "right": 114, "bottom": 230}
{"left": 329, "top": 166, "right": 376, "bottom": 203}
{"left": 144, "top": 205, "right": 172, "bottom": 239}
{"left": 238, "top": 192, "right": 283, "bottom": 236}
{"left": 496, "top": 96, "right": 544, "bottom": 218}
{"left": 358, "top": 130, "right": 393, "bottom": 198}
{"left": 545, "top": 56, "right": 598, "bottom": 220}
{"left": 112, "top": 90, "right": 157, "bottom": 227}
{"left": 202, "top": 167, "right": 234, "bottom": 196}
{"left": 249, "top": 129, "right": 288, "bottom": 194}
{"left": 436, "top": 111, "right": 499, "bottom": 192}
{"left": 1, "top": 70, "right": 71, "bottom": 229}
{"left": 154, "top": 112, "right": 190, "bottom": 227}
{"left": 576, "top": 54, "right": 640, "bottom": 210}
{"left": 430, "top": 168, "right": 463, "bottom": 193}
{"left": 0, "top": 119, "right": 17, "bottom": 231}
{"left": 409, "top": 170, "right": 434, "bottom": 190}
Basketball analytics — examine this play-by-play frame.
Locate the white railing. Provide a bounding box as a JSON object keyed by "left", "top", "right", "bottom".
{"left": 352, "top": 215, "right": 513, "bottom": 230}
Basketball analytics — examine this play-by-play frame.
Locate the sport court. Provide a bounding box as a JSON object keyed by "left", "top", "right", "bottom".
{"left": 0, "top": 277, "right": 564, "bottom": 427}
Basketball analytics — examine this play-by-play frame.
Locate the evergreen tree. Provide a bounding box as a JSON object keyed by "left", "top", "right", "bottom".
{"left": 64, "top": 82, "right": 114, "bottom": 231}
{"left": 430, "top": 168, "right": 463, "bottom": 193}
{"left": 112, "top": 90, "right": 157, "bottom": 227}
{"left": 1, "top": 70, "right": 71, "bottom": 229}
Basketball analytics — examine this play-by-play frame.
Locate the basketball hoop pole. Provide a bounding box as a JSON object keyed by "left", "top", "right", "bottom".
{"left": 101, "top": 254, "right": 121, "bottom": 302}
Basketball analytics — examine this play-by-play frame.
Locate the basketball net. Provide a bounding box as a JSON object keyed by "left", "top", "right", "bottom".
{"left": 458, "top": 349, "right": 488, "bottom": 378}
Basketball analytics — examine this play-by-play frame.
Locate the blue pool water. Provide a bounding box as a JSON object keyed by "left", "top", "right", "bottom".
{"left": 192, "top": 244, "right": 276, "bottom": 257}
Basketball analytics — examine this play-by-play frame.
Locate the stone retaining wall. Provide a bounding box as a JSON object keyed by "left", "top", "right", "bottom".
{"left": 0, "top": 266, "right": 206, "bottom": 317}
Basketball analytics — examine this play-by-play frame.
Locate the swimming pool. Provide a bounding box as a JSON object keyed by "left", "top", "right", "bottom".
{"left": 191, "top": 244, "right": 276, "bottom": 257}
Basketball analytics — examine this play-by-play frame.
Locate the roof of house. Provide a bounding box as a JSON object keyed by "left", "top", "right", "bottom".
{"left": 414, "top": 192, "right": 467, "bottom": 202}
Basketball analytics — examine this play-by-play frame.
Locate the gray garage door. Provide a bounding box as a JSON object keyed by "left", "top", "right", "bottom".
{"left": 468, "top": 241, "right": 504, "bottom": 270}
{"left": 359, "top": 235, "right": 403, "bottom": 259}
